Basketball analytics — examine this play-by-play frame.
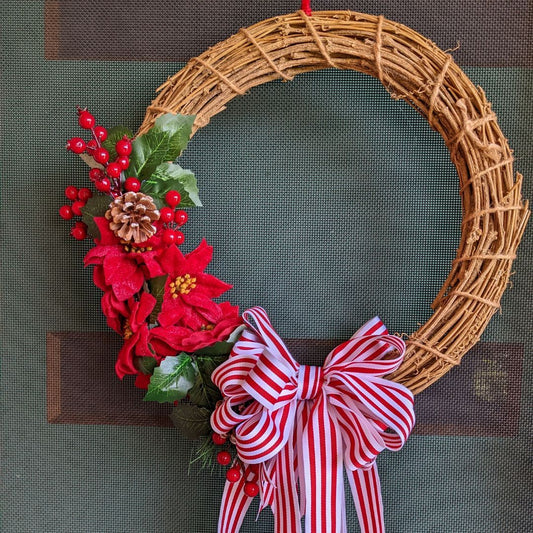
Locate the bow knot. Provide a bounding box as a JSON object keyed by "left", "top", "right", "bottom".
{"left": 296, "top": 364, "right": 324, "bottom": 400}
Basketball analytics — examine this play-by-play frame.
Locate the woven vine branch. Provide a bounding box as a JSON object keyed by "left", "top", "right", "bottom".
{"left": 138, "top": 10, "right": 529, "bottom": 394}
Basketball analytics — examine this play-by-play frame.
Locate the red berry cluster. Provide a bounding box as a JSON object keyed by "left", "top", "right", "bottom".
{"left": 161, "top": 190, "right": 188, "bottom": 246}
{"left": 212, "top": 433, "right": 259, "bottom": 498}
{"left": 65, "top": 107, "right": 137, "bottom": 198}
{"left": 59, "top": 185, "right": 92, "bottom": 240}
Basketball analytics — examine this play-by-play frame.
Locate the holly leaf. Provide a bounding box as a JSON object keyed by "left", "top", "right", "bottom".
{"left": 140, "top": 162, "right": 202, "bottom": 207}
{"left": 143, "top": 353, "right": 197, "bottom": 403}
{"left": 135, "top": 356, "right": 157, "bottom": 375}
{"left": 102, "top": 126, "right": 134, "bottom": 160}
{"left": 80, "top": 194, "right": 112, "bottom": 239}
{"left": 128, "top": 113, "right": 195, "bottom": 180}
{"left": 188, "top": 355, "right": 227, "bottom": 408}
{"left": 148, "top": 275, "right": 168, "bottom": 324}
{"left": 169, "top": 403, "right": 212, "bottom": 440}
{"left": 194, "top": 342, "right": 234, "bottom": 357}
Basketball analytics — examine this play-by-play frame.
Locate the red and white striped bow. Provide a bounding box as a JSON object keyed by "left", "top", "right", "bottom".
{"left": 211, "top": 307, "right": 415, "bottom": 533}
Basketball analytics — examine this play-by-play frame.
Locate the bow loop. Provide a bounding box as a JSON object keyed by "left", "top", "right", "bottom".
{"left": 242, "top": 349, "right": 298, "bottom": 409}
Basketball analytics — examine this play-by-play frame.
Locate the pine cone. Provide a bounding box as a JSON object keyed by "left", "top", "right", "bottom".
{"left": 105, "top": 191, "right": 160, "bottom": 243}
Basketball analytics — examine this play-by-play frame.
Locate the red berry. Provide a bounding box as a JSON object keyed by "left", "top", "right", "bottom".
{"left": 78, "top": 110, "right": 95, "bottom": 129}
{"left": 226, "top": 468, "right": 241, "bottom": 483}
{"left": 174, "top": 209, "right": 188, "bottom": 226}
{"left": 66, "top": 137, "right": 86, "bottom": 154}
{"left": 71, "top": 225, "right": 87, "bottom": 240}
{"left": 162, "top": 229, "right": 177, "bottom": 245}
{"left": 93, "top": 148, "right": 109, "bottom": 165}
{"left": 86, "top": 139, "right": 98, "bottom": 153}
{"left": 212, "top": 433, "right": 227, "bottom": 446}
{"left": 160, "top": 207, "right": 174, "bottom": 223}
{"left": 124, "top": 177, "right": 141, "bottom": 192}
{"left": 106, "top": 162, "right": 122, "bottom": 178}
{"left": 64, "top": 186, "right": 78, "bottom": 200}
{"left": 175, "top": 231, "right": 185, "bottom": 245}
{"left": 244, "top": 482, "right": 259, "bottom": 497}
{"left": 89, "top": 168, "right": 104, "bottom": 182}
{"left": 216, "top": 451, "right": 231, "bottom": 466}
{"left": 95, "top": 178, "right": 111, "bottom": 193}
{"left": 71, "top": 200, "right": 86, "bottom": 216}
{"left": 93, "top": 125, "right": 107, "bottom": 141}
{"left": 165, "top": 190, "right": 181, "bottom": 208}
{"left": 74, "top": 221, "right": 87, "bottom": 229}
{"left": 115, "top": 136, "right": 132, "bottom": 156}
{"left": 78, "top": 188, "right": 93, "bottom": 202}
{"left": 59, "top": 205, "right": 73, "bottom": 220}
{"left": 117, "top": 155, "right": 130, "bottom": 170}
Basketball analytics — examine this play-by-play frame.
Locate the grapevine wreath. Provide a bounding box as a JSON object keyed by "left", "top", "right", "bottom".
{"left": 59, "top": 7, "right": 529, "bottom": 533}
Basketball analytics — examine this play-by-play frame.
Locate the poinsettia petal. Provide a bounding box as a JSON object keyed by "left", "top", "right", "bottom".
{"left": 184, "top": 239, "right": 213, "bottom": 273}
{"left": 195, "top": 272, "right": 233, "bottom": 298}
{"left": 92, "top": 265, "right": 108, "bottom": 291}
{"left": 111, "top": 270, "right": 145, "bottom": 301}
{"left": 182, "top": 292, "right": 223, "bottom": 323}
{"left": 115, "top": 338, "right": 138, "bottom": 378}
{"left": 134, "top": 373, "right": 151, "bottom": 389}
{"left": 158, "top": 244, "right": 186, "bottom": 276}
{"left": 138, "top": 251, "right": 164, "bottom": 278}
{"left": 94, "top": 216, "right": 118, "bottom": 245}
{"left": 103, "top": 253, "right": 138, "bottom": 285}
{"left": 131, "top": 292, "right": 157, "bottom": 327}
{"left": 101, "top": 292, "right": 129, "bottom": 334}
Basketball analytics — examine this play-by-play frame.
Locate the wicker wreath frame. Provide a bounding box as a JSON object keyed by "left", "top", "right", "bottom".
{"left": 138, "top": 10, "right": 528, "bottom": 394}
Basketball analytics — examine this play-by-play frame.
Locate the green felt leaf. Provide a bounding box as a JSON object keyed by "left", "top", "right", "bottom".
{"left": 187, "top": 355, "right": 227, "bottom": 408}
{"left": 194, "top": 342, "right": 234, "bottom": 357}
{"left": 102, "top": 126, "right": 134, "bottom": 161}
{"left": 80, "top": 194, "right": 112, "bottom": 239}
{"left": 143, "top": 353, "right": 197, "bottom": 403}
{"left": 140, "top": 162, "right": 202, "bottom": 207}
{"left": 148, "top": 275, "right": 168, "bottom": 324}
{"left": 136, "top": 356, "right": 157, "bottom": 375}
{"left": 128, "top": 113, "right": 195, "bottom": 180}
{"left": 169, "top": 403, "right": 212, "bottom": 440}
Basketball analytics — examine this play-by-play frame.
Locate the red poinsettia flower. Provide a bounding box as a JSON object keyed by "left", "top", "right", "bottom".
{"left": 84, "top": 217, "right": 164, "bottom": 301}
{"left": 150, "top": 301, "right": 243, "bottom": 353}
{"left": 115, "top": 292, "right": 176, "bottom": 378}
{"left": 157, "top": 239, "right": 233, "bottom": 329}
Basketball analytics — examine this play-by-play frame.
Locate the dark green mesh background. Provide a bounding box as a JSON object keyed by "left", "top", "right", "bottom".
{"left": 1, "top": 2, "right": 531, "bottom": 532}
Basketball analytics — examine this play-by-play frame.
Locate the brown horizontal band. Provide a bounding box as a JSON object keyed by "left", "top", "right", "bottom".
{"left": 44, "top": 0, "right": 532, "bottom": 66}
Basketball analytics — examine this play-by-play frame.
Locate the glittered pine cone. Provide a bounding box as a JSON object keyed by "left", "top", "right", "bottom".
{"left": 105, "top": 191, "right": 160, "bottom": 243}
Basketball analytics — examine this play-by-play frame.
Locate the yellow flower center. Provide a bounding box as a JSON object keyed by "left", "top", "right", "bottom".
{"left": 169, "top": 274, "right": 197, "bottom": 298}
{"left": 122, "top": 243, "right": 153, "bottom": 253}
{"left": 123, "top": 320, "right": 133, "bottom": 340}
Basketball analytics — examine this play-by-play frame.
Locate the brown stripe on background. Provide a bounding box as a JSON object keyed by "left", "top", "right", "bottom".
{"left": 43, "top": 0, "right": 532, "bottom": 66}
{"left": 47, "top": 332, "right": 523, "bottom": 436}
{"left": 43, "top": 0, "right": 60, "bottom": 60}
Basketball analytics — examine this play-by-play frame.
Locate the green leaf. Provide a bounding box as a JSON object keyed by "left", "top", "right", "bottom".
{"left": 80, "top": 194, "right": 112, "bottom": 239}
{"left": 128, "top": 113, "right": 195, "bottom": 180}
{"left": 140, "top": 162, "right": 202, "bottom": 207}
{"left": 169, "top": 403, "right": 212, "bottom": 440}
{"left": 188, "top": 355, "right": 227, "bottom": 408}
{"left": 102, "top": 126, "right": 134, "bottom": 161}
{"left": 143, "top": 353, "right": 197, "bottom": 403}
{"left": 136, "top": 356, "right": 157, "bottom": 375}
{"left": 194, "top": 342, "right": 234, "bottom": 357}
{"left": 148, "top": 275, "right": 168, "bottom": 324}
